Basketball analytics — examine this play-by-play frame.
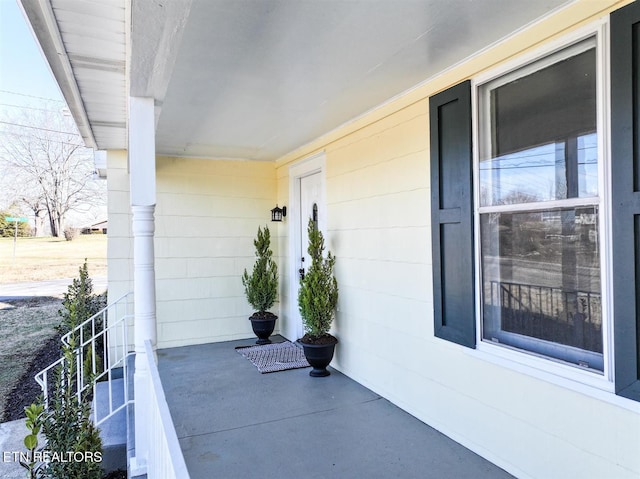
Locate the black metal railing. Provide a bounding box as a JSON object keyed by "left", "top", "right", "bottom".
{"left": 484, "top": 280, "right": 602, "bottom": 353}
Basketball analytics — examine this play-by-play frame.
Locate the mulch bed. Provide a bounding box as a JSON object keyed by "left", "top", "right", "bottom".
{"left": 103, "top": 470, "right": 127, "bottom": 479}
{"left": 1, "top": 334, "right": 61, "bottom": 422}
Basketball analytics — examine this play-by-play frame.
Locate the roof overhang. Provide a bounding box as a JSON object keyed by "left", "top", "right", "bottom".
{"left": 19, "top": 0, "right": 127, "bottom": 151}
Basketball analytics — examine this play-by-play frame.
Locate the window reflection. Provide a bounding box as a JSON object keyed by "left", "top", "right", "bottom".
{"left": 481, "top": 207, "right": 603, "bottom": 369}
{"left": 479, "top": 133, "right": 598, "bottom": 207}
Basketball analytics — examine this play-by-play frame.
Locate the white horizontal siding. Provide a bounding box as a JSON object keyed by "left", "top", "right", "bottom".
{"left": 154, "top": 156, "right": 277, "bottom": 347}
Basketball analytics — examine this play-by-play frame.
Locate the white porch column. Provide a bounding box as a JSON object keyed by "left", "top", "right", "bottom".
{"left": 129, "top": 96, "right": 157, "bottom": 475}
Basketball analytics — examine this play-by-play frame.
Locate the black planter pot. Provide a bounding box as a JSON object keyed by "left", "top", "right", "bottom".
{"left": 249, "top": 313, "right": 277, "bottom": 345}
{"left": 300, "top": 337, "right": 338, "bottom": 377}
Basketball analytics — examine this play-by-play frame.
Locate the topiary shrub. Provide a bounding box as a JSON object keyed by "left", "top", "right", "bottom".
{"left": 242, "top": 225, "right": 278, "bottom": 319}
{"left": 298, "top": 218, "right": 338, "bottom": 341}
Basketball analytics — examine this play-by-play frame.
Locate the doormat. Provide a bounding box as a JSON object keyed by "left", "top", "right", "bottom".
{"left": 236, "top": 341, "right": 310, "bottom": 374}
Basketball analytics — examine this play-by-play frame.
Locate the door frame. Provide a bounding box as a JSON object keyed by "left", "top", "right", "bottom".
{"left": 287, "top": 151, "right": 327, "bottom": 341}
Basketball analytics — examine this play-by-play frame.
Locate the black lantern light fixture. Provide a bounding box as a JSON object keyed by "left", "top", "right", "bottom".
{"left": 271, "top": 204, "right": 287, "bottom": 222}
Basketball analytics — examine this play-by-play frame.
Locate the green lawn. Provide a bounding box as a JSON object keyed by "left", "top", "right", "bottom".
{"left": 0, "top": 234, "right": 107, "bottom": 284}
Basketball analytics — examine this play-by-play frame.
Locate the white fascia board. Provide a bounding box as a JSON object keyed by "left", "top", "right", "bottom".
{"left": 18, "top": 0, "right": 97, "bottom": 149}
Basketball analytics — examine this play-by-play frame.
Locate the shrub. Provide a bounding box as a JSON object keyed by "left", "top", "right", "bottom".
{"left": 242, "top": 226, "right": 278, "bottom": 315}
{"left": 298, "top": 219, "right": 338, "bottom": 339}
{"left": 0, "top": 211, "right": 30, "bottom": 237}
{"left": 63, "top": 227, "right": 78, "bottom": 241}
{"left": 37, "top": 262, "right": 105, "bottom": 478}
{"left": 58, "top": 261, "right": 103, "bottom": 335}
{"left": 20, "top": 403, "right": 46, "bottom": 479}
{"left": 42, "top": 337, "right": 103, "bottom": 479}
{"left": 58, "top": 261, "right": 107, "bottom": 385}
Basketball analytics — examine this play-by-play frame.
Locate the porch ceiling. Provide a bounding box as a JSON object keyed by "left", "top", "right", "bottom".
{"left": 23, "top": 0, "right": 572, "bottom": 161}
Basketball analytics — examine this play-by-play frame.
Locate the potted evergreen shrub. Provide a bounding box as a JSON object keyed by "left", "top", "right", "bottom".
{"left": 298, "top": 218, "right": 339, "bottom": 377}
{"left": 242, "top": 225, "right": 279, "bottom": 344}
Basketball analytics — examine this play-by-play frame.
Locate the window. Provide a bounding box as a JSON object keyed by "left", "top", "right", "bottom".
{"left": 476, "top": 38, "right": 605, "bottom": 372}
{"left": 432, "top": 7, "right": 640, "bottom": 400}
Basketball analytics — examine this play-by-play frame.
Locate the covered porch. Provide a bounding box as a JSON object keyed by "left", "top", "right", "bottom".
{"left": 157, "top": 336, "right": 514, "bottom": 479}
{"left": 19, "top": 1, "right": 640, "bottom": 478}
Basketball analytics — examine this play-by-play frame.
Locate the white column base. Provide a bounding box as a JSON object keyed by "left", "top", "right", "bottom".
{"left": 129, "top": 456, "right": 147, "bottom": 477}
{"left": 132, "top": 204, "right": 157, "bottom": 474}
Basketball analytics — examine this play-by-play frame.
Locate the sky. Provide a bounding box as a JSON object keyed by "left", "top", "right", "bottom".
{"left": 0, "top": 0, "right": 106, "bottom": 225}
{"left": 0, "top": 0, "right": 65, "bottom": 110}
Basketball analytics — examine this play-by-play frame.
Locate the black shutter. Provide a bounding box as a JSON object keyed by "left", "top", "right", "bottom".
{"left": 430, "top": 81, "right": 475, "bottom": 348}
{"left": 611, "top": 1, "right": 640, "bottom": 402}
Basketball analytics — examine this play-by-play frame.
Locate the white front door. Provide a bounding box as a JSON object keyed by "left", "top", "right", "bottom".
{"left": 294, "top": 171, "right": 322, "bottom": 339}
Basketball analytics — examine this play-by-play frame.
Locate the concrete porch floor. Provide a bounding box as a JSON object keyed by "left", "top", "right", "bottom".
{"left": 157, "top": 336, "right": 515, "bottom": 479}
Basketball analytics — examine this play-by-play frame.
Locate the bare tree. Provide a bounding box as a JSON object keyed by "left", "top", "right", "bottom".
{"left": 20, "top": 191, "right": 48, "bottom": 236}
{"left": 0, "top": 107, "right": 105, "bottom": 237}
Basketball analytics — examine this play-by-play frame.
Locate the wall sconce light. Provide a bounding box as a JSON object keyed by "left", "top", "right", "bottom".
{"left": 271, "top": 205, "right": 287, "bottom": 222}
